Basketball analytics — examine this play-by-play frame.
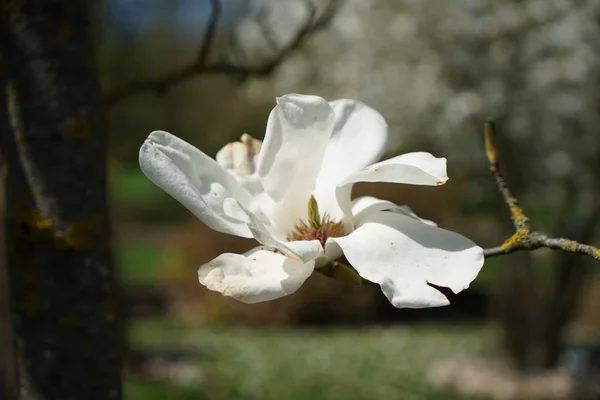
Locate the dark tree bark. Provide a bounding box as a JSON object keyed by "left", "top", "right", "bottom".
{"left": 1, "top": 110, "right": 17, "bottom": 400}
{"left": 0, "top": 1, "right": 122, "bottom": 399}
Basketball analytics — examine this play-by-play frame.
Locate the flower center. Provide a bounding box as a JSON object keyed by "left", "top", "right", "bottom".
{"left": 287, "top": 196, "right": 345, "bottom": 247}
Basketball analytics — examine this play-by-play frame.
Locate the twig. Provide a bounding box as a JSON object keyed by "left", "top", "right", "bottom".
{"left": 103, "top": 0, "right": 221, "bottom": 106}
{"left": 311, "top": 0, "right": 343, "bottom": 30}
{"left": 255, "top": 4, "right": 279, "bottom": 53}
{"left": 208, "top": 0, "right": 319, "bottom": 84}
{"left": 482, "top": 121, "right": 600, "bottom": 261}
{"left": 103, "top": 0, "right": 341, "bottom": 107}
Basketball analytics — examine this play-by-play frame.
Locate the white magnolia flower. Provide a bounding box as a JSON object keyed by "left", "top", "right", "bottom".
{"left": 139, "top": 94, "right": 484, "bottom": 308}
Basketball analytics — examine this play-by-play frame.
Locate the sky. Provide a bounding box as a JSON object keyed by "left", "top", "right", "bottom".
{"left": 103, "top": 0, "right": 252, "bottom": 37}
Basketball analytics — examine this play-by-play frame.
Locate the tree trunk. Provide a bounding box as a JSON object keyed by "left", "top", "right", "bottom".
{"left": 1, "top": 116, "right": 17, "bottom": 400}
{"left": 1, "top": 1, "right": 122, "bottom": 399}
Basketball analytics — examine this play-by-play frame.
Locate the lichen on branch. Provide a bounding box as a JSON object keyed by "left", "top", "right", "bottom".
{"left": 482, "top": 121, "right": 600, "bottom": 262}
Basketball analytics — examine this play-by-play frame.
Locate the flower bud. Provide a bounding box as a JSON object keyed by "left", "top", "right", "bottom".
{"left": 216, "top": 133, "right": 262, "bottom": 176}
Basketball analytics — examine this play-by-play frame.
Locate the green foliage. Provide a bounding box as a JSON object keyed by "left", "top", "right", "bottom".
{"left": 112, "top": 166, "right": 163, "bottom": 203}
{"left": 116, "top": 244, "right": 165, "bottom": 284}
{"left": 110, "top": 166, "right": 188, "bottom": 223}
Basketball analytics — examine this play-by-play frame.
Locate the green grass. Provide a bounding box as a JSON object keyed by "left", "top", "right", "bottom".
{"left": 126, "top": 382, "right": 208, "bottom": 400}
{"left": 127, "top": 318, "right": 494, "bottom": 400}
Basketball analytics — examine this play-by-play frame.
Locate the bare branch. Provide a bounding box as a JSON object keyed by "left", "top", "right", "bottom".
{"left": 484, "top": 121, "right": 530, "bottom": 235}
{"left": 103, "top": 0, "right": 222, "bottom": 106}
{"left": 482, "top": 121, "right": 600, "bottom": 261}
{"left": 255, "top": 4, "right": 279, "bottom": 53}
{"left": 197, "top": 0, "right": 221, "bottom": 68}
{"left": 103, "top": 0, "right": 341, "bottom": 107}
{"left": 312, "top": 0, "right": 343, "bottom": 30}
{"left": 484, "top": 235, "right": 600, "bottom": 260}
{"left": 206, "top": 1, "right": 319, "bottom": 81}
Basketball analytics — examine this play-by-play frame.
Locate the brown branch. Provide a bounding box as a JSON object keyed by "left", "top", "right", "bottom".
{"left": 206, "top": 1, "right": 320, "bottom": 81}
{"left": 103, "top": 0, "right": 341, "bottom": 107}
{"left": 482, "top": 121, "right": 600, "bottom": 261}
{"left": 218, "top": 0, "right": 342, "bottom": 83}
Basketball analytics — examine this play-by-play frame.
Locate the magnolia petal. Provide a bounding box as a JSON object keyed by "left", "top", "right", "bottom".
{"left": 342, "top": 152, "right": 448, "bottom": 186}
{"left": 313, "top": 100, "right": 388, "bottom": 220}
{"left": 326, "top": 211, "right": 483, "bottom": 309}
{"left": 198, "top": 247, "right": 315, "bottom": 303}
{"left": 256, "top": 94, "right": 335, "bottom": 234}
{"left": 257, "top": 94, "right": 335, "bottom": 201}
{"left": 397, "top": 205, "right": 437, "bottom": 227}
{"left": 140, "top": 132, "right": 319, "bottom": 262}
{"left": 335, "top": 152, "right": 448, "bottom": 219}
{"left": 351, "top": 196, "right": 437, "bottom": 227}
{"left": 285, "top": 240, "right": 325, "bottom": 263}
{"left": 140, "top": 131, "right": 253, "bottom": 238}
